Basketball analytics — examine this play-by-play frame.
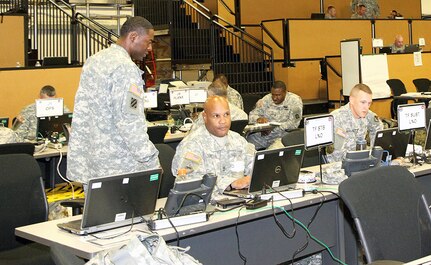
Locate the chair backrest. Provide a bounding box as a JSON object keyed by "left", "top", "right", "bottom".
{"left": 155, "top": 143, "right": 176, "bottom": 198}
{"left": 0, "top": 142, "right": 35, "bottom": 156}
{"left": 413, "top": 78, "right": 431, "bottom": 93}
{"left": 0, "top": 154, "right": 48, "bottom": 251}
{"left": 147, "top": 126, "right": 169, "bottom": 144}
{"left": 386, "top": 79, "right": 408, "bottom": 119}
{"left": 386, "top": 79, "right": 407, "bottom": 96}
{"left": 339, "top": 166, "right": 431, "bottom": 263}
{"left": 230, "top": 119, "right": 249, "bottom": 136}
{"left": 281, "top": 129, "right": 324, "bottom": 167}
{"left": 242, "top": 94, "right": 261, "bottom": 115}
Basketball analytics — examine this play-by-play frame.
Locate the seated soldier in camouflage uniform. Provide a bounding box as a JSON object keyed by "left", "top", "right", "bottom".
{"left": 172, "top": 96, "right": 255, "bottom": 199}
{"left": 329, "top": 83, "right": 383, "bottom": 161}
{"left": 190, "top": 80, "right": 248, "bottom": 132}
{"left": 13, "top": 85, "right": 70, "bottom": 141}
{"left": 213, "top": 73, "right": 244, "bottom": 110}
{"left": 0, "top": 127, "right": 18, "bottom": 144}
{"left": 247, "top": 80, "right": 303, "bottom": 150}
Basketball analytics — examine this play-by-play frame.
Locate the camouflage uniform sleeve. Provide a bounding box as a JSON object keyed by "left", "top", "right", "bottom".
{"left": 244, "top": 142, "right": 256, "bottom": 176}
{"left": 14, "top": 105, "right": 35, "bottom": 141}
{"left": 171, "top": 136, "right": 205, "bottom": 181}
{"left": 279, "top": 95, "right": 303, "bottom": 131}
{"left": 0, "top": 127, "right": 18, "bottom": 144}
{"left": 248, "top": 96, "right": 267, "bottom": 123}
{"left": 368, "top": 112, "right": 383, "bottom": 146}
{"left": 112, "top": 66, "right": 159, "bottom": 165}
{"left": 227, "top": 86, "right": 244, "bottom": 110}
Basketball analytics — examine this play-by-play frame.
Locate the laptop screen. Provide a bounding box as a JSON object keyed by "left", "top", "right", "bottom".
{"left": 36, "top": 112, "right": 72, "bottom": 140}
{"left": 82, "top": 168, "right": 162, "bottom": 229}
{"left": 373, "top": 127, "right": 410, "bottom": 159}
{"left": 249, "top": 144, "right": 305, "bottom": 193}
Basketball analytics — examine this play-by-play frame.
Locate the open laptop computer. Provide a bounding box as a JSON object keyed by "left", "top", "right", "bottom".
{"left": 57, "top": 168, "right": 162, "bottom": 235}
{"left": 224, "top": 144, "right": 305, "bottom": 198}
{"left": 373, "top": 127, "right": 410, "bottom": 160}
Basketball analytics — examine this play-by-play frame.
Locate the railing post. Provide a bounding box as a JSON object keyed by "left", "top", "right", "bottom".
{"left": 70, "top": 5, "right": 78, "bottom": 65}
{"left": 234, "top": 0, "right": 241, "bottom": 30}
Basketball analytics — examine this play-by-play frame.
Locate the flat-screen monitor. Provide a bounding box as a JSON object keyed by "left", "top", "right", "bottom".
{"left": 379, "top": 46, "right": 392, "bottom": 54}
{"left": 0, "top": 117, "right": 9, "bottom": 127}
{"left": 310, "top": 13, "right": 325, "bottom": 19}
{"left": 304, "top": 114, "right": 334, "bottom": 150}
{"left": 397, "top": 103, "right": 426, "bottom": 132}
{"left": 404, "top": 44, "right": 421, "bottom": 53}
{"left": 164, "top": 174, "right": 217, "bottom": 217}
{"left": 35, "top": 98, "right": 64, "bottom": 118}
{"left": 373, "top": 127, "right": 410, "bottom": 159}
{"left": 36, "top": 112, "right": 72, "bottom": 140}
{"left": 42, "top": 57, "right": 68, "bottom": 66}
{"left": 425, "top": 120, "right": 431, "bottom": 150}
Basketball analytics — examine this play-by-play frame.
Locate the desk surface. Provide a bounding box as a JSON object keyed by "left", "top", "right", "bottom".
{"left": 396, "top": 92, "right": 431, "bottom": 99}
{"left": 33, "top": 145, "right": 68, "bottom": 159}
{"left": 16, "top": 188, "right": 339, "bottom": 262}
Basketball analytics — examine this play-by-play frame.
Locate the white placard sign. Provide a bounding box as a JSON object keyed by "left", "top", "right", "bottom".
{"left": 35, "top": 98, "right": 64, "bottom": 118}
{"left": 169, "top": 88, "right": 190, "bottom": 106}
{"left": 189, "top": 88, "right": 207, "bottom": 103}
{"left": 304, "top": 114, "right": 334, "bottom": 150}
{"left": 397, "top": 103, "right": 426, "bottom": 131}
{"left": 143, "top": 91, "right": 158, "bottom": 109}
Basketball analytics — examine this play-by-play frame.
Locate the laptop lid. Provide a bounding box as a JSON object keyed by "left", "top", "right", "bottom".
{"left": 373, "top": 127, "right": 410, "bottom": 159}
{"left": 425, "top": 120, "right": 431, "bottom": 150}
{"left": 59, "top": 168, "right": 162, "bottom": 234}
{"left": 36, "top": 112, "right": 72, "bottom": 140}
{"left": 249, "top": 144, "right": 305, "bottom": 193}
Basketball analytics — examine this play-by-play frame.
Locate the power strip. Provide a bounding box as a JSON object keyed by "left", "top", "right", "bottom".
{"left": 148, "top": 212, "right": 208, "bottom": 230}
{"left": 47, "top": 142, "right": 63, "bottom": 149}
{"left": 260, "top": 189, "right": 304, "bottom": 201}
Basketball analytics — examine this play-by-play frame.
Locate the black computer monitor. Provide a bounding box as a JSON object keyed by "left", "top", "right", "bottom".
{"left": 379, "top": 46, "right": 392, "bottom": 54}
{"left": 36, "top": 113, "right": 72, "bottom": 140}
{"left": 373, "top": 127, "right": 410, "bottom": 159}
{"left": 42, "top": 57, "right": 68, "bottom": 66}
{"left": 404, "top": 44, "right": 421, "bottom": 53}
{"left": 0, "top": 117, "right": 9, "bottom": 127}
{"left": 164, "top": 174, "right": 217, "bottom": 217}
{"left": 310, "top": 13, "right": 325, "bottom": 19}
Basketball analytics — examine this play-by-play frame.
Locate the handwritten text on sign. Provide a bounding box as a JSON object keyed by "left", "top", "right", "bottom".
{"left": 304, "top": 115, "right": 334, "bottom": 148}
{"left": 398, "top": 103, "right": 426, "bottom": 131}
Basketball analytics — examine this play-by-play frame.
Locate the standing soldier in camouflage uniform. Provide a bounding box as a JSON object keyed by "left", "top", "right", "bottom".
{"left": 190, "top": 80, "right": 248, "bottom": 132}
{"left": 213, "top": 73, "right": 244, "bottom": 110}
{"left": 172, "top": 96, "right": 255, "bottom": 199}
{"left": 351, "top": 0, "right": 380, "bottom": 18}
{"left": 247, "top": 80, "right": 303, "bottom": 150}
{"left": 330, "top": 83, "right": 383, "bottom": 160}
{"left": 13, "top": 85, "right": 70, "bottom": 141}
{"left": 67, "top": 16, "right": 160, "bottom": 186}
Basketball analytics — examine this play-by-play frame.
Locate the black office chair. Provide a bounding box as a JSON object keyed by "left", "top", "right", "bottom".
{"left": 242, "top": 94, "right": 261, "bottom": 115}
{"left": 0, "top": 142, "right": 35, "bottom": 156}
{"left": 413, "top": 78, "right": 431, "bottom": 93}
{"left": 0, "top": 154, "right": 55, "bottom": 265}
{"left": 386, "top": 79, "right": 408, "bottom": 119}
{"left": 155, "top": 143, "right": 176, "bottom": 198}
{"left": 230, "top": 119, "right": 249, "bottom": 136}
{"left": 147, "top": 125, "right": 169, "bottom": 144}
{"left": 339, "top": 166, "right": 431, "bottom": 263}
{"left": 281, "top": 128, "right": 325, "bottom": 167}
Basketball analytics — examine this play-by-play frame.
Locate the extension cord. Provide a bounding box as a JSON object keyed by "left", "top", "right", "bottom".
{"left": 259, "top": 189, "right": 304, "bottom": 202}
{"left": 47, "top": 142, "right": 63, "bottom": 149}
{"left": 148, "top": 212, "right": 208, "bottom": 230}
